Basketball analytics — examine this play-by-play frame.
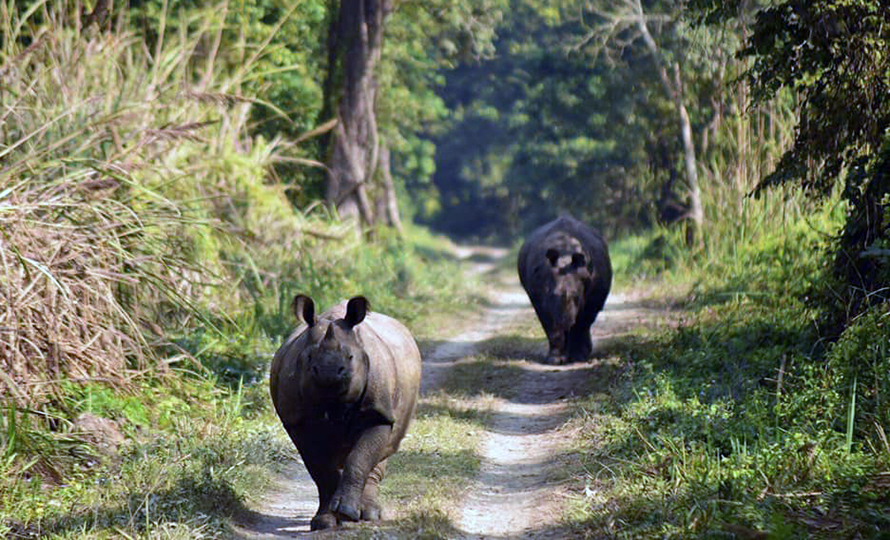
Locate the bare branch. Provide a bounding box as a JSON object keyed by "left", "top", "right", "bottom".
{"left": 572, "top": 0, "right": 673, "bottom": 62}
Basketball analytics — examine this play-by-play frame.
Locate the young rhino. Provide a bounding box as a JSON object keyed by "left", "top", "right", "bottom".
{"left": 269, "top": 295, "right": 421, "bottom": 530}
{"left": 518, "top": 216, "right": 612, "bottom": 364}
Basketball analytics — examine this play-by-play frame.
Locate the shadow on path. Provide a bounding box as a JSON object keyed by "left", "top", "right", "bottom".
{"left": 231, "top": 463, "right": 320, "bottom": 539}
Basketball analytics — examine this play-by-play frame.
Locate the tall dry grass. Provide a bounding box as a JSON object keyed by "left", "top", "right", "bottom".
{"left": 0, "top": 1, "right": 328, "bottom": 404}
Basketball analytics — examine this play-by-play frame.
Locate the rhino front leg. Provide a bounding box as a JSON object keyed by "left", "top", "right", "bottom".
{"left": 294, "top": 435, "right": 341, "bottom": 531}
{"left": 330, "top": 424, "right": 392, "bottom": 522}
{"left": 361, "top": 459, "right": 387, "bottom": 521}
{"left": 545, "top": 328, "right": 568, "bottom": 364}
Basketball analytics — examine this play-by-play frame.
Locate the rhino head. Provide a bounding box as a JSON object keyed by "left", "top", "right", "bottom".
{"left": 292, "top": 295, "right": 371, "bottom": 403}
{"left": 542, "top": 245, "right": 591, "bottom": 352}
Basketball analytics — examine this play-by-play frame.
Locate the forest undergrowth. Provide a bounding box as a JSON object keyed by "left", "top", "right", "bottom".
{"left": 3, "top": 2, "right": 890, "bottom": 539}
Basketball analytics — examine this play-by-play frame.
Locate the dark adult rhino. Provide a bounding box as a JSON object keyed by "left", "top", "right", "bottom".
{"left": 269, "top": 295, "right": 421, "bottom": 530}
{"left": 518, "top": 216, "right": 612, "bottom": 364}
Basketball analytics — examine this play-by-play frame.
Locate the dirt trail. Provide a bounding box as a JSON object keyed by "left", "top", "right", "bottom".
{"left": 422, "top": 265, "right": 569, "bottom": 538}
{"left": 235, "top": 247, "right": 662, "bottom": 539}
{"left": 436, "top": 252, "right": 656, "bottom": 539}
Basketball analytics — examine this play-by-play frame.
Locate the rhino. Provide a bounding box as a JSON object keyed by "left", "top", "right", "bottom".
{"left": 518, "top": 216, "right": 612, "bottom": 364}
{"left": 269, "top": 295, "right": 422, "bottom": 530}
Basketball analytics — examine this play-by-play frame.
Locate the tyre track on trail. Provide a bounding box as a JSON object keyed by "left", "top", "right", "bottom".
{"left": 430, "top": 261, "right": 577, "bottom": 540}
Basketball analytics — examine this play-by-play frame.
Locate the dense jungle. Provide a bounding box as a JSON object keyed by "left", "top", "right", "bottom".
{"left": 1, "top": 0, "right": 889, "bottom": 538}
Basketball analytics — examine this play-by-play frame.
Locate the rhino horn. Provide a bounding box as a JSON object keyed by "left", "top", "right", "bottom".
{"left": 318, "top": 323, "right": 341, "bottom": 350}
{"left": 324, "top": 323, "right": 335, "bottom": 340}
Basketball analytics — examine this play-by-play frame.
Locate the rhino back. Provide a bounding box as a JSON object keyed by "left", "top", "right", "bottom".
{"left": 518, "top": 216, "right": 611, "bottom": 293}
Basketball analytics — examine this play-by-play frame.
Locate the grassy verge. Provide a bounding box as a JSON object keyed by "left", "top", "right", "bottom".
{"left": 562, "top": 200, "right": 890, "bottom": 538}
{"left": 0, "top": 229, "right": 482, "bottom": 539}
{"left": 1, "top": 378, "right": 292, "bottom": 539}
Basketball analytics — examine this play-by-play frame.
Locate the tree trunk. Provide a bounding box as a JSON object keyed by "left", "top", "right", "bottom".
{"left": 324, "top": 0, "right": 391, "bottom": 227}
{"left": 635, "top": 6, "right": 703, "bottom": 243}
{"left": 376, "top": 140, "right": 404, "bottom": 235}
{"left": 675, "top": 67, "right": 704, "bottom": 232}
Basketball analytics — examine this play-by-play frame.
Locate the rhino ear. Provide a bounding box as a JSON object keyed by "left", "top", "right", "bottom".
{"left": 572, "top": 252, "right": 586, "bottom": 268}
{"left": 293, "top": 294, "right": 316, "bottom": 327}
{"left": 345, "top": 296, "right": 370, "bottom": 328}
{"left": 545, "top": 248, "right": 559, "bottom": 267}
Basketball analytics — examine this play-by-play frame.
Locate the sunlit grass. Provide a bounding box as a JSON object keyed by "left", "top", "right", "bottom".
{"left": 0, "top": 2, "right": 484, "bottom": 538}
{"left": 0, "top": 373, "right": 293, "bottom": 538}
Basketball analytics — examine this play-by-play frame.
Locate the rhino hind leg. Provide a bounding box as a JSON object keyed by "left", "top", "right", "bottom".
{"left": 567, "top": 295, "right": 608, "bottom": 361}
{"left": 360, "top": 459, "right": 387, "bottom": 521}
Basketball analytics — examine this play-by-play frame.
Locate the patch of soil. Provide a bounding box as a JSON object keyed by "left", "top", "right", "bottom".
{"left": 232, "top": 463, "right": 320, "bottom": 540}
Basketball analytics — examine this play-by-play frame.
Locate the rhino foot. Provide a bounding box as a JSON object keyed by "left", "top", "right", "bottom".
{"left": 310, "top": 512, "right": 338, "bottom": 531}
{"left": 361, "top": 499, "right": 382, "bottom": 521}
{"left": 331, "top": 495, "right": 361, "bottom": 522}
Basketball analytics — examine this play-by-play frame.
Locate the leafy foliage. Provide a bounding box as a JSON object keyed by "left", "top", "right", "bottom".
{"left": 738, "top": 0, "right": 890, "bottom": 194}
{"left": 689, "top": 0, "right": 890, "bottom": 328}
{"left": 3, "top": 0, "right": 890, "bottom": 537}
{"left": 421, "top": 0, "right": 778, "bottom": 242}
{"left": 425, "top": 2, "right": 658, "bottom": 239}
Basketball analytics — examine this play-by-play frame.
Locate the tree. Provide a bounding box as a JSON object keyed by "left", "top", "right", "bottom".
{"left": 693, "top": 0, "right": 890, "bottom": 327}
{"left": 376, "top": 0, "right": 508, "bottom": 230}
{"left": 323, "top": 0, "right": 393, "bottom": 228}
{"left": 422, "top": 0, "right": 716, "bottom": 240}
{"left": 579, "top": 0, "right": 703, "bottom": 242}
{"left": 320, "top": 0, "right": 508, "bottom": 232}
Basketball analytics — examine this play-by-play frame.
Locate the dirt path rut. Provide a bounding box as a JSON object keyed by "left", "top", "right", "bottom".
{"left": 422, "top": 276, "right": 571, "bottom": 539}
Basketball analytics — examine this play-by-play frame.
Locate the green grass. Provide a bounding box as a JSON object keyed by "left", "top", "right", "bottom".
{"left": 0, "top": 373, "right": 293, "bottom": 539}
{"left": 563, "top": 198, "right": 890, "bottom": 538}
{"left": 6, "top": 3, "right": 883, "bottom": 539}
{"left": 0, "top": 229, "right": 483, "bottom": 538}
{"left": 0, "top": 3, "right": 484, "bottom": 538}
